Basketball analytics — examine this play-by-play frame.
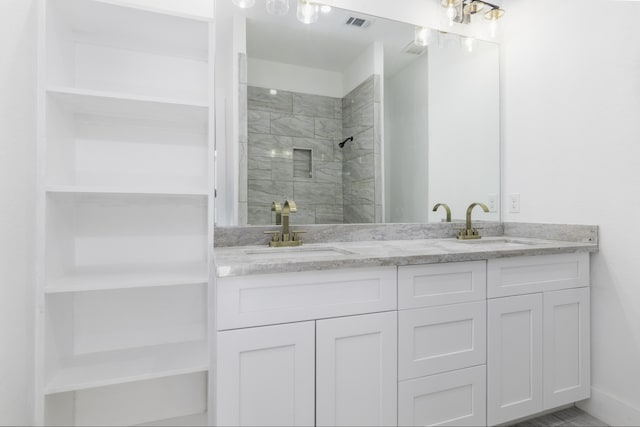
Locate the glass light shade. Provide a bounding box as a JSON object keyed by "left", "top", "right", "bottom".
{"left": 446, "top": 4, "right": 457, "bottom": 26}
{"left": 465, "top": 37, "right": 474, "bottom": 53}
{"left": 266, "top": 0, "right": 290, "bottom": 16}
{"left": 484, "top": 8, "right": 505, "bottom": 38}
{"left": 414, "top": 26, "right": 429, "bottom": 47}
{"left": 320, "top": 5, "right": 332, "bottom": 13}
{"left": 297, "top": 0, "right": 319, "bottom": 24}
{"left": 232, "top": 0, "right": 255, "bottom": 8}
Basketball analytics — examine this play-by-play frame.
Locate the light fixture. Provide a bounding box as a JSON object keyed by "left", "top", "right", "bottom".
{"left": 266, "top": 0, "right": 290, "bottom": 16}
{"left": 232, "top": 0, "right": 255, "bottom": 9}
{"left": 297, "top": 0, "right": 319, "bottom": 24}
{"left": 414, "top": 26, "right": 430, "bottom": 47}
{"left": 440, "top": 0, "right": 461, "bottom": 26}
{"left": 484, "top": 7, "right": 505, "bottom": 38}
{"left": 320, "top": 5, "right": 332, "bottom": 13}
{"left": 440, "top": 0, "right": 504, "bottom": 33}
{"left": 269, "top": 89, "right": 278, "bottom": 95}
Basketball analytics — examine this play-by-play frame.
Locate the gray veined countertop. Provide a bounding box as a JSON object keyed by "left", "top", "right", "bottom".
{"left": 214, "top": 235, "right": 598, "bottom": 278}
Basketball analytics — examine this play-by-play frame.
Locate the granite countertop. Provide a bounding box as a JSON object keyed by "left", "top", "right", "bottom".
{"left": 214, "top": 236, "right": 598, "bottom": 278}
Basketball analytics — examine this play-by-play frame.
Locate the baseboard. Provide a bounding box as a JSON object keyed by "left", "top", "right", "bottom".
{"left": 577, "top": 387, "right": 640, "bottom": 426}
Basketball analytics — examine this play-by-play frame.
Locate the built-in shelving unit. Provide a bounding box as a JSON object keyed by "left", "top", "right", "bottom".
{"left": 36, "top": 0, "right": 214, "bottom": 425}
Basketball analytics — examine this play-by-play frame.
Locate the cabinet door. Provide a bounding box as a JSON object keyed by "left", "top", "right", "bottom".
{"left": 398, "top": 365, "right": 486, "bottom": 427}
{"left": 316, "top": 311, "right": 397, "bottom": 426}
{"left": 544, "top": 287, "right": 591, "bottom": 409}
{"left": 488, "top": 294, "right": 543, "bottom": 426}
{"left": 216, "top": 322, "right": 315, "bottom": 427}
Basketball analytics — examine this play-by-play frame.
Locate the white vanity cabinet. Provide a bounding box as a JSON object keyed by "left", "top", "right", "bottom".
{"left": 487, "top": 253, "right": 591, "bottom": 426}
{"left": 216, "top": 267, "right": 398, "bottom": 427}
{"left": 397, "top": 261, "right": 488, "bottom": 427}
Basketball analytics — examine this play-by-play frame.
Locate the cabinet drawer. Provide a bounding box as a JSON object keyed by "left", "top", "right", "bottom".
{"left": 398, "top": 365, "right": 486, "bottom": 427}
{"left": 217, "top": 267, "right": 397, "bottom": 330}
{"left": 398, "top": 301, "right": 486, "bottom": 380}
{"left": 398, "top": 261, "right": 486, "bottom": 309}
{"left": 487, "top": 253, "right": 589, "bottom": 298}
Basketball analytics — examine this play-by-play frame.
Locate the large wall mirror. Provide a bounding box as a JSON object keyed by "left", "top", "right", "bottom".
{"left": 215, "top": 0, "right": 500, "bottom": 226}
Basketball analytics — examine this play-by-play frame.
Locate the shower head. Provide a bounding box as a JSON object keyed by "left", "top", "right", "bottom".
{"left": 339, "top": 136, "right": 354, "bottom": 148}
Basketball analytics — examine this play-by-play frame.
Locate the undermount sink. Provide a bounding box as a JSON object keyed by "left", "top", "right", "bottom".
{"left": 454, "top": 238, "right": 540, "bottom": 247}
{"left": 244, "top": 246, "right": 355, "bottom": 260}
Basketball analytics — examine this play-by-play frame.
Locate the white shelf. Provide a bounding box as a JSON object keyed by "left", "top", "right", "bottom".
{"left": 45, "top": 341, "right": 208, "bottom": 395}
{"left": 47, "top": 86, "right": 208, "bottom": 122}
{"left": 136, "top": 412, "right": 208, "bottom": 427}
{"left": 46, "top": 185, "right": 209, "bottom": 197}
{"left": 45, "top": 263, "right": 208, "bottom": 294}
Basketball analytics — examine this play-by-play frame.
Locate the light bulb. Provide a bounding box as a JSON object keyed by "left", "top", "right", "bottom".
{"left": 320, "top": 5, "right": 332, "bottom": 13}
{"left": 446, "top": 4, "right": 457, "bottom": 26}
{"left": 414, "top": 26, "right": 429, "bottom": 47}
{"left": 297, "top": 0, "right": 319, "bottom": 24}
{"left": 266, "top": 0, "right": 290, "bottom": 16}
{"left": 232, "top": 0, "right": 255, "bottom": 9}
{"left": 489, "top": 19, "right": 497, "bottom": 38}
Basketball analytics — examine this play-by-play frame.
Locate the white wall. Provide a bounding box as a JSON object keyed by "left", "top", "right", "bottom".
{"left": 502, "top": 1, "right": 640, "bottom": 425}
{"left": 342, "top": 42, "right": 383, "bottom": 97}
{"left": 248, "top": 57, "right": 343, "bottom": 98}
{"left": 428, "top": 39, "right": 500, "bottom": 222}
{"left": 384, "top": 54, "right": 429, "bottom": 223}
{"left": 0, "top": 0, "right": 37, "bottom": 425}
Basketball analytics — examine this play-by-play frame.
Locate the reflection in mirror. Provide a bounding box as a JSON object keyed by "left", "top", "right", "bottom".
{"left": 216, "top": 0, "right": 500, "bottom": 226}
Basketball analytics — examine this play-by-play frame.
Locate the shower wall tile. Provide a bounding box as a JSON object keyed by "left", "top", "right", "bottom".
{"left": 294, "top": 181, "right": 339, "bottom": 205}
{"left": 316, "top": 205, "right": 344, "bottom": 224}
{"left": 248, "top": 133, "right": 293, "bottom": 159}
{"left": 314, "top": 161, "right": 342, "bottom": 184}
{"left": 315, "top": 117, "right": 341, "bottom": 140}
{"left": 248, "top": 110, "right": 270, "bottom": 134}
{"left": 248, "top": 86, "right": 293, "bottom": 113}
{"left": 248, "top": 179, "right": 293, "bottom": 205}
{"left": 270, "top": 113, "right": 315, "bottom": 137}
{"left": 293, "top": 93, "right": 336, "bottom": 119}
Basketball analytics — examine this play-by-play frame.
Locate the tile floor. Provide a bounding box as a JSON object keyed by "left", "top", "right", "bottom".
{"left": 512, "top": 406, "right": 608, "bottom": 426}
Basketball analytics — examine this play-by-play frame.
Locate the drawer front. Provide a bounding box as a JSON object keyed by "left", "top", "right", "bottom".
{"left": 217, "top": 266, "right": 397, "bottom": 330}
{"left": 398, "top": 301, "right": 486, "bottom": 380}
{"left": 487, "top": 253, "right": 589, "bottom": 298}
{"left": 398, "top": 365, "right": 486, "bottom": 427}
{"left": 398, "top": 261, "right": 486, "bottom": 309}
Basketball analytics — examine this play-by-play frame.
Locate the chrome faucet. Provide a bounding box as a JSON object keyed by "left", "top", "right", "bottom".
{"left": 457, "top": 202, "right": 490, "bottom": 240}
{"left": 264, "top": 200, "right": 305, "bottom": 247}
{"left": 432, "top": 203, "right": 452, "bottom": 222}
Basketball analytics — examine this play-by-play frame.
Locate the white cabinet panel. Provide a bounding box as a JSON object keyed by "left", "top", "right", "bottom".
{"left": 398, "top": 261, "right": 486, "bottom": 309}
{"left": 398, "top": 301, "right": 486, "bottom": 380}
{"left": 487, "top": 253, "right": 589, "bottom": 298}
{"left": 488, "top": 294, "right": 543, "bottom": 426}
{"left": 544, "top": 287, "right": 591, "bottom": 409}
{"left": 398, "top": 365, "right": 486, "bottom": 427}
{"left": 316, "top": 312, "right": 397, "bottom": 427}
{"left": 217, "top": 267, "right": 397, "bottom": 330}
{"left": 216, "top": 322, "right": 315, "bottom": 427}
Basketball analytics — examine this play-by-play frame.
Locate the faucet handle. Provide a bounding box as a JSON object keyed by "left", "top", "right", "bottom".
{"left": 264, "top": 230, "right": 280, "bottom": 243}
{"left": 292, "top": 230, "right": 306, "bottom": 242}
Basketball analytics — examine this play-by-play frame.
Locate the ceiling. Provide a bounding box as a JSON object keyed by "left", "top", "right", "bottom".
{"left": 240, "top": 0, "right": 424, "bottom": 77}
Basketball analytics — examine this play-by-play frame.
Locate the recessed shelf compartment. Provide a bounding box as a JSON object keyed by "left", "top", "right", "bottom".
{"left": 46, "top": 89, "right": 208, "bottom": 193}
{"left": 45, "top": 0, "right": 209, "bottom": 104}
{"left": 45, "top": 284, "right": 207, "bottom": 393}
{"left": 45, "top": 192, "right": 207, "bottom": 286}
{"left": 45, "top": 372, "right": 208, "bottom": 426}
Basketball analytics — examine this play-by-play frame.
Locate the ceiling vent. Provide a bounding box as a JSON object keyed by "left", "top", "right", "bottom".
{"left": 345, "top": 17, "right": 370, "bottom": 29}
{"left": 402, "top": 41, "right": 427, "bottom": 56}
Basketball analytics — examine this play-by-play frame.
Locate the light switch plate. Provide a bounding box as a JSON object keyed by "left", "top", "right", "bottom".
{"left": 487, "top": 194, "right": 497, "bottom": 212}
